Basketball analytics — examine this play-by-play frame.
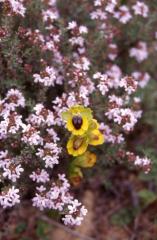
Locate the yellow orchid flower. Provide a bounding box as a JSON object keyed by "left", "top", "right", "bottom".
{"left": 69, "top": 167, "right": 83, "bottom": 186}
{"left": 89, "top": 129, "right": 104, "bottom": 146}
{"left": 62, "top": 105, "right": 93, "bottom": 136}
{"left": 74, "top": 151, "right": 97, "bottom": 168}
{"left": 67, "top": 135, "right": 88, "bottom": 156}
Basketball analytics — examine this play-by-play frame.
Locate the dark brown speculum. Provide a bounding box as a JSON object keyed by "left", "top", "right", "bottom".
{"left": 72, "top": 115, "right": 83, "bottom": 130}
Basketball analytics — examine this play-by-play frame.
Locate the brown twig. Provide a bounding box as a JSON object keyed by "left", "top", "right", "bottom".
{"left": 40, "top": 215, "right": 96, "bottom": 240}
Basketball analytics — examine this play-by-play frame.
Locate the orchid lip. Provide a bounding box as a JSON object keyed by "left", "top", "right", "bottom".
{"left": 72, "top": 115, "right": 83, "bottom": 130}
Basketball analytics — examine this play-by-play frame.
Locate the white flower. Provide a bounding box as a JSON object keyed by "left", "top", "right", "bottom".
{"left": 36, "top": 143, "right": 61, "bottom": 168}
{"left": 0, "top": 0, "right": 26, "bottom": 17}
{"left": 22, "top": 124, "right": 43, "bottom": 146}
{"left": 5, "top": 89, "right": 25, "bottom": 110}
{"left": 90, "top": 9, "right": 107, "bottom": 20}
{"left": 32, "top": 193, "right": 49, "bottom": 211}
{"left": 114, "top": 6, "right": 132, "bottom": 24}
{"left": 67, "top": 21, "right": 77, "bottom": 30}
{"left": 119, "top": 76, "right": 138, "bottom": 94}
{"left": 106, "top": 65, "right": 122, "bottom": 89}
{"left": 33, "top": 66, "right": 58, "bottom": 87}
{"left": 69, "top": 36, "right": 84, "bottom": 47}
{"left": 105, "top": 0, "right": 117, "bottom": 13}
{"left": 96, "top": 74, "right": 110, "bottom": 95}
{"left": 2, "top": 162, "right": 24, "bottom": 182}
{"left": 134, "top": 156, "right": 151, "bottom": 173}
{"left": 79, "top": 26, "right": 88, "bottom": 34}
{"left": 129, "top": 42, "right": 148, "bottom": 63}
{"left": 30, "top": 169, "right": 50, "bottom": 183}
{"left": 63, "top": 203, "right": 87, "bottom": 226}
{"left": 0, "top": 186, "right": 20, "bottom": 208}
{"left": 108, "top": 43, "right": 118, "bottom": 61}
{"left": 132, "top": 71, "right": 150, "bottom": 88}
{"left": 109, "top": 95, "right": 123, "bottom": 107}
{"left": 42, "top": 9, "right": 59, "bottom": 22}
{"left": 94, "top": 0, "right": 101, "bottom": 6}
{"left": 132, "top": 2, "right": 149, "bottom": 18}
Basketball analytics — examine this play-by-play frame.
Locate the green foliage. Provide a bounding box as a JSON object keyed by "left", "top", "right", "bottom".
{"left": 110, "top": 207, "right": 138, "bottom": 227}
{"left": 15, "top": 222, "right": 27, "bottom": 234}
{"left": 138, "top": 189, "right": 157, "bottom": 207}
{"left": 36, "top": 220, "right": 50, "bottom": 240}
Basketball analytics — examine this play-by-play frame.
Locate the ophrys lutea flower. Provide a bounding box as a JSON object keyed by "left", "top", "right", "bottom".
{"left": 67, "top": 135, "right": 89, "bottom": 156}
{"left": 62, "top": 105, "right": 92, "bottom": 136}
{"left": 62, "top": 105, "right": 105, "bottom": 157}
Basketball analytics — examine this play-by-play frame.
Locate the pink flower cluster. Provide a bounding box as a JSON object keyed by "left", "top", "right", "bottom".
{"left": 32, "top": 174, "right": 87, "bottom": 226}
{"left": 0, "top": 0, "right": 26, "bottom": 16}
{"left": 0, "top": 89, "right": 87, "bottom": 225}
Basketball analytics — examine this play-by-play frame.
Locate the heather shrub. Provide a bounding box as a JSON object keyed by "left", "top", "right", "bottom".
{"left": 0, "top": 0, "right": 157, "bottom": 226}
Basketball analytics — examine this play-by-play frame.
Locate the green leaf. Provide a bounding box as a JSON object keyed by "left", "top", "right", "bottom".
{"left": 110, "top": 207, "right": 137, "bottom": 227}
{"left": 15, "top": 222, "right": 27, "bottom": 234}
{"left": 138, "top": 189, "right": 157, "bottom": 207}
{"left": 36, "top": 220, "right": 49, "bottom": 240}
{"left": 61, "top": 111, "right": 71, "bottom": 121}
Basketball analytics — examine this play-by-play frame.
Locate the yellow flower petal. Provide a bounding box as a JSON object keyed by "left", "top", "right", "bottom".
{"left": 67, "top": 135, "right": 88, "bottom": 156}
{"left": 89, "top": 129, "right": 104, "bottom": 146}
{"left": 74, "top": 151, "right": 97, "bottom": 168}
{"left": 62, "top": 105, "right": 93, "bottom": 136}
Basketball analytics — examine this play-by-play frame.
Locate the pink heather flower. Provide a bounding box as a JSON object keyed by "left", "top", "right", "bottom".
{"left": 90, "top": 9, "right": 107, "bottom": 20}
{"left": 132, "top": 71, "right": 150, "bottom": 88}
{"left": 22, "top": 124, "right": 43, "bottom": 146}
{"left": 105, "top": 0, "right": 117, "bottom": 13}
{"left": 2, "top": 162, "right": 24, "bottom": 182}
{"left": 109, "top": 95, "right": 123, "bottom": 107}
{"left": 0, "top": 0, "right": 26, "bottom": 17}
{"left": 100, "top": 123, "right": 125, "bottom": 144}
{"left": 53, "top": 93, "right": 77, "bottom": 120}
{"left": 0, "top": 112, "right": 24, "bottom": 139}
{"left": 0, "top": 150, "right": 8, "bottom": 160}
{"left": 129, "top": 41, "right": 148, "bottom": 63}
{"left": 79, "top": 25, "right": 88, "bottom": 34}
{"left": 134, "top": 156, "right": 151, "bottom": 173}
{"left": 106, "top": 65, "right": 122, "bottom": 89}
{"left": 119, "top": 109, "right": 139, "bottom": 131}
{"left": 119, "top": 76, "right": 138, "bottom": 94}
{"left": 73, "top": 57, "right": 90, "bottom": 71}
{"left": 132, "top": 2, "right": 149, "bottom": 18}
{"left": 42, "top": 9, "right": 59, "bottom": 22}
{"left": 79, "top": 86, "right": 90, "bottom": 106}
{"left": 127, "top": 152, "right": 151, "bottom": 174}
{"left": 114, "top": 5, "right": 132, "bottom": 24}
{"left": 36, "top": 143, "right": 61, "bottom": 168}
{"left": 69, "top": 36, "right": 84, "bottom": 47}
{"left": 63, "top": 201, "right": 87, "bottom": 226}
{"left": 30, "top": 169, "right": 50, "bottom": 183}
{"left": 33, "top": 66, "right": 58, "bottom": 87}
{"left": 67, "top": 21, "right": 77, "bottom": 30}
{"left": 31, "top": 104, "right": 55, "bottom": 126}
{"left": 32, "top": 187, "right": 49, "bottom": 211}
{"left": 95, "top": 73, "right": 110, "bottom": 95}
{"left": 32, "top": 174, "right": 87, "bottom": 225}
{"left": 105, "top": 107, "right": 140, "bottom": 132}
{"left": 5, "top": 89, "right": 25, "bottom": 110}
{"left": 108, "top": 43, "right": 118, "bottom": 61}
{"left": 94, "top": 0, "right": 102, "bottom": 6}
{"left": 0, "top": 186, "right": 20, "bottom": 208}
{"left": 46, "top": 128, "right": 60, "bottom": 142}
